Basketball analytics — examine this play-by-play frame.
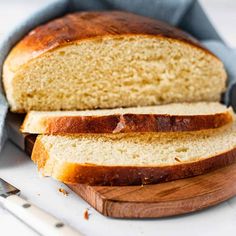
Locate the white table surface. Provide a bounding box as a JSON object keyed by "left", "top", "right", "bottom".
{"left": 1, "top": 141, "right": 236, "bottom": 236}
{"left": 1, "top": 1, "right": 236, "bottom": 235}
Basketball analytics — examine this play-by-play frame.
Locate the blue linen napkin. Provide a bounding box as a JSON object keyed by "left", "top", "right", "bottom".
{"left": 0, "top": 0, "right": 235, "bottom": 151}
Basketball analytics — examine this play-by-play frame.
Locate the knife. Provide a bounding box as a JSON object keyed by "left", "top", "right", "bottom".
{"left": 0, "top": 178, "right": 82, "bottom": 236}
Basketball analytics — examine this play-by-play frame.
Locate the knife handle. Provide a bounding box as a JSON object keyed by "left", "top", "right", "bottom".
{"left": 2, "top": 195, "right": 82, "bottom": 236}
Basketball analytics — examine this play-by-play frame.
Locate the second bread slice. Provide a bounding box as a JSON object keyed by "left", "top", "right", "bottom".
{"left": 22, "top": 102, "right": 233, "bottom": 134}
{"left": 32, "top": 121, "right": 236, "bottom": 185}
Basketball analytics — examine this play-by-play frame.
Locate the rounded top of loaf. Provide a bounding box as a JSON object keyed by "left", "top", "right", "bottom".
{"left": 5, "top": 11, "right": 215, "bottom": 72}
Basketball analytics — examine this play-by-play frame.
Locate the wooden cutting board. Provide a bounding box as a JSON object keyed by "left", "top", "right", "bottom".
{"left": 24, "top": 134, "right": 236, "bottom": 218}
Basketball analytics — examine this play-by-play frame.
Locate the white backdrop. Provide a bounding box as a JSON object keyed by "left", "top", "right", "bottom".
{"left": 0, "top": 1, "right": 235, "bottom": 236}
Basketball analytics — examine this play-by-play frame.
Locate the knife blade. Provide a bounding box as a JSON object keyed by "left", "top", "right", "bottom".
{"left": 0, "top": 178, "right": 20, "bottom": 198}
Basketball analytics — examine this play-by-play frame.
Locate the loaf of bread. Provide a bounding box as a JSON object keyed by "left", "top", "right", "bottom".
{"left": 21, "top": 102, "right": 233, "bottom": 134}
{"left": 3, "top": 11, "right": 226, "bottom": 112}
{"left": 31, "top": 121, "right": 236, "bottom": 186}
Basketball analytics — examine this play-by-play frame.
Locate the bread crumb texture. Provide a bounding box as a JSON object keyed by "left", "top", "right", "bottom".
{"left": 4, "top": 36, "right": 226, "bottom": 112}
{"left": 25, "top": 102, "right": 230, "bottom": 117}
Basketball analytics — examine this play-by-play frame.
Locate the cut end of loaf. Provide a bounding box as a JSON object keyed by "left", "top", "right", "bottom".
{"left": 4, "top": 36, "right": 226, "bottom": 112}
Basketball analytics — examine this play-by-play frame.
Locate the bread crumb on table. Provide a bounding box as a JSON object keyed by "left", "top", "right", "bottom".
{"left": 58, "top": 188, "right": 69, "bottom": 196}
{"left": 84, "top": 209, "right": 89, "bottom": 220}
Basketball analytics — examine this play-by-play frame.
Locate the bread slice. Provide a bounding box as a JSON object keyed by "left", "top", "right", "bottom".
{"left": 31, "top": 121, "right": 236, "bottom": 186}
{"left": 22, "top": 102, "right": 233, "bottom": 134}
{"left": 3, "top": 11, "right": 226, "bottom": 112}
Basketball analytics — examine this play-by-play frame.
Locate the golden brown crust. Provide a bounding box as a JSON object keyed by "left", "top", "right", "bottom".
{"left": 22, "top": 112, "right": 233, "bottom": 134}
{"left": 54, "top": 148, "right": 236, "bottom": 186}
{"left": 5, "top": 11, "right": 216, "bottom": 72}
{"left": 31, "top": 135, "right": 49, "bottom": 170}
{"left": 31, "top": 135, "right": 236, "bottom": 186}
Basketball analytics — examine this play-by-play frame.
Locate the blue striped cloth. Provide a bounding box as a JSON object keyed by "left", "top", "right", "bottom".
{"left": 0, "top": 0, "right": 235, "bottom": 151}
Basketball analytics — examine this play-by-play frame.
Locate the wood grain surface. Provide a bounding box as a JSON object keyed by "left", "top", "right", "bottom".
{"left": 25, "top": 134, "right": 236, "bottom": 218}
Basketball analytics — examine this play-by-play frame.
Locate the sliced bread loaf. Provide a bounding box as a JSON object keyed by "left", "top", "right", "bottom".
{"left": 3, "top": 11, "right": 226, "bottom": 112}
{"left": 31, "top": 121, "right": 236, "bottom": 185}
{"left": 21, "top": 102, "right": 233, "bottom": 134}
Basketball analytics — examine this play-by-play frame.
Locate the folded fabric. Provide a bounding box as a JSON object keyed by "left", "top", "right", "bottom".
{"left": 0, "top": 0, "right": 235, "bottom": 151}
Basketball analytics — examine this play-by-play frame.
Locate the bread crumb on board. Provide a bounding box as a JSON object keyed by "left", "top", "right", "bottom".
{"left": 58, "top": 188, "right": 69, "bottom": 196}
{"left": 139, "top": 184, "right": 144, "bottom": 189}
{"left": 175, "top": 157, "right": 182, "bottom": 162}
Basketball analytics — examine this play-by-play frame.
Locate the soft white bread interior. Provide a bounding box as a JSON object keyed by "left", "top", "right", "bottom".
{"left": 21, "top": 102, "right": 233, "bottom": 134}
{"left": 31, "top": 121, "right": 236, "bottom": 185}
{"left": 23, "top": 102, "right": 232, "bottom": 117}
{"left": 3, "top": 11, "right": 226, "bottom": 112}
